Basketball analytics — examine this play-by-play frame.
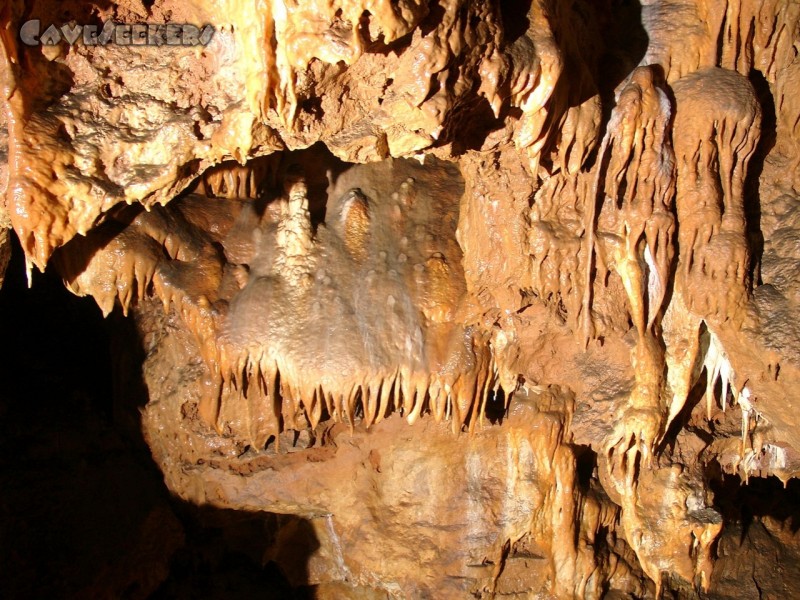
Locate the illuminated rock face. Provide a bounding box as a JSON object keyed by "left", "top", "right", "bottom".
{"left": 3, "top": 0, "right": 800, "bottom": 597}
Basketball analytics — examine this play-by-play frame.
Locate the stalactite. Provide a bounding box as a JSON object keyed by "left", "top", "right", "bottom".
{"left": 6, "top": 0, "right": 800, "bottom": 595}
{"left": 582, "top": 66, "right": 675, "bottom": 345}
{"left": 527, "top": 172, "right": 591, "bottom": 331}
{"left": 573, "top": 67, "right": 676, "bottom": 488}
{"left": 673, "top": 67, "right": 761, "bottom": 324}
{"left": 53, "top": 156, "right": 511, "bottom": 447}
{"left": 198, "top": 157, "right": 279, "bottom": 199}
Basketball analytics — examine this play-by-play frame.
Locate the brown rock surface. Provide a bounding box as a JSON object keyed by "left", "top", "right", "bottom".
{"left": 2, "top": 0, "right": 800, "bottom": 597}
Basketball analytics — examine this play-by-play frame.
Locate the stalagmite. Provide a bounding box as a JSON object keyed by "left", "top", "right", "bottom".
{"left": 341, "top": 189, "right": 371, "bottom": 263}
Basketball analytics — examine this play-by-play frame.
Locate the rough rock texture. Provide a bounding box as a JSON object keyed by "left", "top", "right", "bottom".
{"left": 3, "top": 0, "right": 800, "bottom": 597}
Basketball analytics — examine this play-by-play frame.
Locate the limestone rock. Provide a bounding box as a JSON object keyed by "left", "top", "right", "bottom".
{"left": 3, "top": 0, "right": 800, "bottom": 597}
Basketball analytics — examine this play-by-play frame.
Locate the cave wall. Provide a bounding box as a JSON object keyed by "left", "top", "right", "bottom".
{"left": 2, "top": 0, "right": 800, "bottom": 597}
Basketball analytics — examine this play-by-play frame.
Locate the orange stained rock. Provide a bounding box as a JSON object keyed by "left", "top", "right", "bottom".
{"left": 673, "top": 67, "right": 761, "bottom": 323}
{"left": 3, "top": 0, "right": 800, "bottom": 596}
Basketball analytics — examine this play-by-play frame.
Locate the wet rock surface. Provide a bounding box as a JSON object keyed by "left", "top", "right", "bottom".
{"left": 2, "top": 0, "right": 800, "bottom": 597}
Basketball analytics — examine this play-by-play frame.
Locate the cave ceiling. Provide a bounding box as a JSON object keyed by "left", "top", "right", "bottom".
{"left": 2, "top": 0, "right": 800, "bottom": 597}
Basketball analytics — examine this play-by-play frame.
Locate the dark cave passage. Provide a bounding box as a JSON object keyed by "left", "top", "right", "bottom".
{"left": 0, "top": 237, "right": 308, "bottom": 599}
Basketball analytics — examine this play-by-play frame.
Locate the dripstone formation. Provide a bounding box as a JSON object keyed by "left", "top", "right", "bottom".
{"left": 2, "top": 0, "right": 800, "bottom": 597}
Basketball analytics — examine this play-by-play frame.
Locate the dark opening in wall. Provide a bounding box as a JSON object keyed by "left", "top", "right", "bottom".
{"left": 0, "top": 237, "right": 299, "bottom": 598}
{"left": 0, "top": 236, "right": 113, "bottom": 422}
{"left": 707, "top": 470, "right": 800, "bottom": 596}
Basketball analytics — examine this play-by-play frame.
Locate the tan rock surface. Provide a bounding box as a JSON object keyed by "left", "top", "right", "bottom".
{"left": 3, "top": 0, "right": 800, "bottom": 597}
